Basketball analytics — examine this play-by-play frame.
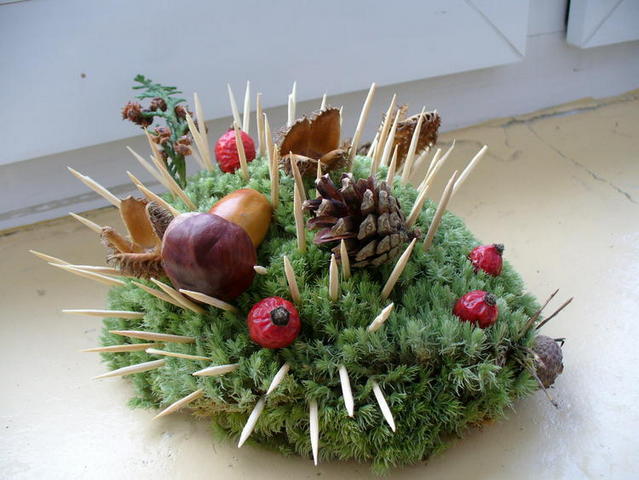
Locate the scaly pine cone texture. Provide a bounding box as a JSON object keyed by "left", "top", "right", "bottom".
{"left": 304, "top": 173, "right": 418, "bottom": 267}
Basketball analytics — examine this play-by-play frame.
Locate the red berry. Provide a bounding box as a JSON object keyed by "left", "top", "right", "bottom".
{"left": 214, "top": 128, "right": 256, "bottom": 173}
{"left": 453, "top": 290, "right": 499, "bottom": 328}
{"left": 469, "top": 243, "right": 504, "bottom": 276}
{"left": 247, "top": 297, "right": 301, "bottom": 349}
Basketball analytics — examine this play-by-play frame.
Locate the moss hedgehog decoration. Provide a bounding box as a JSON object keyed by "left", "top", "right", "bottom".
{"left": 34, "top": 78, "right": 572, "bottom": 474}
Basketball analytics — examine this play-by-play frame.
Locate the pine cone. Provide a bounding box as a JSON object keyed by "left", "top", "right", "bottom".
{"left": 304, "top": 174, "right": 417, "bottom": 267}
{"left": 533, "top": 335, "right": 564, "bottom": 388}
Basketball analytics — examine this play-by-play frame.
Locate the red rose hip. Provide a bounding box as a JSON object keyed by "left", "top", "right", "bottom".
{"left": 215, "top": 128, "right": 256, "bottom": 173}
{"left": 247, "top": 297, "right": 301, "bottom": 349}
{"left": 453, "top": 290, "right": 499, "bottom": 328}
{"left": 469, "top": 243, "right": 504, "bottom": 276}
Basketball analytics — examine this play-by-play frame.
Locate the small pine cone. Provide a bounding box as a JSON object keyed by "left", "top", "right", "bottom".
{"left": 122, "top": 101, "right": 143, "bottom": 122}
{"left": 174, "top": 143, "right": 192, "bottom": 156}
{"left": 533, "top": 335, "right": 564, "bottom": 388}
{"left": 151, "top": 126, "right": 171, "bottom": 144}
{"left": 149, "top": 97, "right": 167, "bottom": 112}
{"left": 174, "top": 105, "right": 190, "bottom": 119}
{"left": 304, "top": 174, "right": 417, "bottom": 267}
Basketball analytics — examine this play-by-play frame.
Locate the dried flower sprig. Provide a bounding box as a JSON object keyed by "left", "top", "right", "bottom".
{"left": 122, "top": 74, "right": 199, "bottom": 187}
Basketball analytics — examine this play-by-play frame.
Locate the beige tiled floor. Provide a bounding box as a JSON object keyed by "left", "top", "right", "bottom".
{"left": 1, "top": 92, "right": 638, "bottom": 479}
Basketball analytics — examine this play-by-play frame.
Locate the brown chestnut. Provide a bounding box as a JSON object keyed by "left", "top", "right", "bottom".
{"left": 161, "top": 212, "right": 256, "bottom": 301}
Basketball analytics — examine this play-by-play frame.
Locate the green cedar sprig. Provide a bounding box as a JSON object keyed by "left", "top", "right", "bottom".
{"left": 121, "top": 75, "right": 193, "bottom": 187}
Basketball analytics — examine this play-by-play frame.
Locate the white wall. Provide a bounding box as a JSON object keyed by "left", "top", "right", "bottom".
{"left": 2, "top": 0, "right": 639, "bottom": 231}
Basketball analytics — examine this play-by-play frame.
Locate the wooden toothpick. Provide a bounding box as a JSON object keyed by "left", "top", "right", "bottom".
{"left": 266, "top": 363, "right": 290, "bottom": 395}
{"left": 385, "top": 145, "right": 399, "bottom": 184}
{"left": 283, "top": 256, "right": 301, "bottom": 303}
{"left": 293, "top": 184, "right": 307, "bottom": 253}
{"left": 150, "top": 278, "right": 206, "bottom": 314}
{"left": 422, "top": 170, "right": 459, "bottom": 252}
{"left": 242, "top": 81, "right": 251, "bottom": 134}
{"left": 263, "top": 112, "right": 275, "bottom": 167}
{"left": 179, "top": 289, "right": 238, "bottom": 313}
{"left": 376, "top": 109, "right": 400, "bottom": 173}
{"left": 126, "top": 146, "right": 172, "bottom": 190}
{"left": 146, "top": 348, "right": 210, "bottom": 362}
{"left": 109, "top": 329, "right": 195, "bottom": 343}
{"left": 381, "top": 238, "right": 417, "bottom": 299}
{"left": 371, "top": 381, "right": 396, "bottom": 432}
{"left": 30, "top": 250, "right": 70, "bottom": 265}
{"left": 62, "top": 265, "right": 124, "bottom": 276}
{"left": 69, "top": 212, "right": 102, "bottom": 234}
{"left": 373, "top": 94, "right": 397, "bottom": 167}
{"left": 62, "top": 309, "right": 144, "bottom": 319}
{"left": 338, "top": 365, "right": 355, "bottom": 417}
{"left": 227, "top": 83, "right": 242, "bottom": 126}
{"left": 49, "top": 263, "right": 125, "bottom": 287}
{"left": 192, "top": 363, "right": 240, "bottom": 377}
{"left": 320, "top": 93, "right": 327, "bottom": 110}
{"left": 256, "top": 93, "right": 265, "bottom": 157}
{"left": 93, "top": 359, "right": 166, "bottom": 380}
{"left": 309, "top": 399, "right": 319, "bottom": 466}
{"left": 367, "top": 303, "right": 395, "bottom": 332}
{"left": 67, "top": 167, "right": 121, "bottom": 208}
{"left": 536, "top": 297, "right": 574, "bottom": 330}
{"left": 406, "top": 184, "right": 431, "bottom": 228}
{"left": 401, "top": 107, "right": 426, "bottom": 184}
{"left": 81, "top": 343, "right": 159, "bottom": 353}
{"left": 126, "top": 171, "right": 181, "bottom": 217}
{"left": 452, "top": 145, "right": 488, "bottom": 196}
{"left": 238, "top": 397, "right": 266, "bottom": 447}
{"left": 184, "top": 112, "right": 208, "bottom": 171}
{"left": 153, "top": 389, "right": 204, "bottom": 420}
{"left": 422, "top": 141, "right": 455, "bottom": 190}
{"left": 265, "top": 115, "right": 279, "bottom": 209}
{"left": 339, "top": 240, "right": 351, "bottom": 280}
{"left": 349, "top": 82, "right": 376, "bottom": 161}
{"left": 233, "top": 121, "right": 250, "bottom": 181}
{"left": 193, "top": 92, "right": 213, "bottom": 171}
{"left": 329, "top": 254, "right": 339, "bottom": 301}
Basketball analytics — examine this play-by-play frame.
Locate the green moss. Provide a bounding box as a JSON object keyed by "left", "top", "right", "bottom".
{"left": 101, "top": 155, "right": 539, "bottom": 473}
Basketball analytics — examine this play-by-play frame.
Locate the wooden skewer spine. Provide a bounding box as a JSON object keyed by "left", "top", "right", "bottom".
{"left": 420, "top": 141, "right": 455, "bottom": 191}
{"left": 126, "top": 146, "right": 171, "bottom": 190}
{"left": 293, "top": 184, "right": 307, "bottom": 253}
{"left": 62, "top": 309, "right": 144, "bottom": 319}
{"left": 109, "top": 329, "right": 195, "bottom": 343}
{"left": 192, "top": 363, "right": 240, "bottom": 377}
{"left": 146, "top": 348, "right": 210, "bottom": 361}
{"left": 309, "top": 399, "right": 319, "bottom": 466}
{"left": 371, "top": 381, "right": 396, "bottom": 432}
{"left": 254, "top": 265, "right": 268, "bottom": 275}
{"left": 263, "top": 112, "right": 275, "bottom": 167}
{"left": 265, "top": 115, "right": 279, "bottom": 209}
{"left": 375, "top": 110, "right": 400, "bottom": 174}
{"left": 133, "top": 281, "right": 185, "bottom": 308}
{"left": 179, "top": 289, "right": 238, "bottom": 313}
{"left": 320, "top": 93, "right": 327, "bottom": 110}
{"left": 69, "top": 212, "right": 102, "bottom": 234}
{"left": 242, "top": 81, "right": 251, "bottom": 134}
{"left": 329, "top": 254, "right": 339, "bottom": 301}
{"left": 349, "top": 82, "right": 376, "bottom": 161}
{"left": 154, "top": 389, "right": 204, "bottom": 420}
{"left": 126, "top": 171, "right": 181, "bottom": 217}
{"left": 385, "top": 145, "right": 399, "bottom": 184}
{"left": 227, "top": 83, "right": 242, "bottom": 126}
{"left": 256, "top": 93, "right": 265, "bottom": 157}
{"left": 381, "top": 238, "right": 417, "bottom": 300}
{"left": 81, "top": 343, "right": 159, "bottom": 353}
{"left": 67, "top": 167, "right": 121, "bottom": 208}
{"left": 93, "top": 359, "right": 166, "bottom": 380}
{"left": 367, "top": 132, "right": 379, "bottom": 158}
{"left": 266, "top": 363, "right": 290, "bottom": 395}
{"left": 452, "top": 145, "right": 488, "bottom": 196}
{"left": 151, "top": 278, "right": 206, "bottom": 314}
{"left": 401, "top": 107, "right": 426, "bottom": 183}
{"left": 339, "top": 240, "right": 351, "bottom": 280}
{"left": 423, "top": 170, "right": 459, "bottom": 252}
{"left": 283, "top": 256, "right": 301, "bottom": 303}
{"left": 233, "top": 121, "right": 250, "bottom": 180}
{"left": 63, "top": 265, "right": 124, "bottom": 276}
{"left": 238, "top": 397, "right": 266, "bottom": 447}
{"left": 50, "top": 263, "right": 125, "bottom": 287}
{"left": 30, "top": 250, "right": 70, "bottom": 265}
{"left": 338, "top": 365, "right": 355, "bottom": 417}
{"left": 373, "top": 94, "right": 397, "bottom": 166}
{"left": 406, "top": 184, "right": 431, "bottom": 228}
{"left": 419, "top": 148, "right": 442, "bottom": 190}
{"left": 288, "top": 81, "right": 296, "bottom": 127}
{"left": 367, "top": 303, "right": 395, "bottom": 332}
{"left": 289, "top": 154, "right": 307, "bottom": 202}
{"left": 193, "top": 92, "right": 213, "bottom": 171}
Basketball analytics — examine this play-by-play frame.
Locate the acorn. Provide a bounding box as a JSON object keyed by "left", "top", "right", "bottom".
{"left": 533, "top": 335, "right": 564, "bottom": 388}
{"left": 209, "top": 188, "right": 272, "bottom": 247}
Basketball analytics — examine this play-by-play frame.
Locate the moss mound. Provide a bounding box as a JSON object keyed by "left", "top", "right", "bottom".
{"left": 101, "top": 156, "right": 539, "bottom": 473}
